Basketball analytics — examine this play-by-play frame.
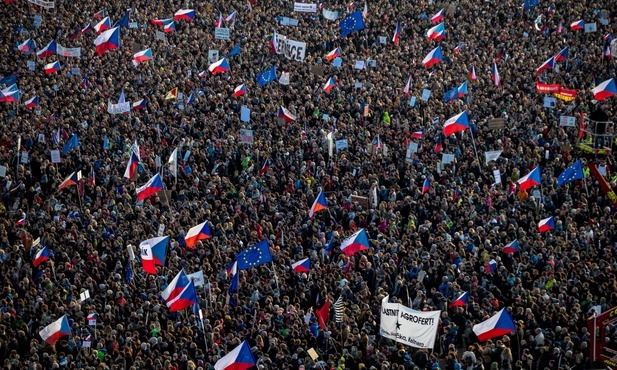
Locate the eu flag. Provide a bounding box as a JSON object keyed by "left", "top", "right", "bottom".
{"left": 119, "top": 9, "right": 131, "bottom": 28}
{"left": 62, "top": 134, "right": 79, "bottom": 155}
{"left": 557, "top": 160, "right": 584, "bottom": 186}
{"left": 236, "top": 240, "right": 273, "bottom": 269}
{"left": 0, "top": 74, "right": 17, "bottom": 86}
{"left": 125, "top": 262, "right": 133, "bottom": 284}
{"left": 257, "top": 66, "right": 277, "bottom": 87}
{"left": 227, "top": 44, "right": 241, "bottom": 57}
{"left": 339, "top": 11, "right": 365, "bottom": 37}
{"left": 443, "top": 87, "right": 458, "bottom": 102}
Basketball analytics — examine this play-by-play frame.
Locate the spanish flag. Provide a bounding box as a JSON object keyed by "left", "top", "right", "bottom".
{"left": 165, "top": 87, "right": 178, "bottom": 100}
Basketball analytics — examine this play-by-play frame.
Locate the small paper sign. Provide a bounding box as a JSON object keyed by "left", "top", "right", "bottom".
{"left": 421, "top": 89, "right": 431, "bottom": 101}
{"left": 80, "top": 290, "right": 90, "bottom": 302}
{"left": 354, "top": 60, "right": 365, "bottom": 69}
{"left": 157, "top": 223, "right": 165, "bottom": 236}
{"left": 21, "top": 151, "right": 28, "bottom": 164}
{"left": 379, "top": 36, "right": 387, "bottom": 44}
{"left": 27, "top": 61, "right": 36, "bottom": 71}
{"left": 559, "top": 115, "right": 576, "bottom": 127}
{"left": 50, "top": 150, "right": 61, "bottom": 163}
{"left": 333, "top": 57, "right": 342, "bottom": 67}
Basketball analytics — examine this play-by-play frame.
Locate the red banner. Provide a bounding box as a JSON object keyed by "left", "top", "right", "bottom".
{"left": 536, "top": 82, "right": 561, "bottom": 93}
{"left": 588, "top": 306, "right": 617, "bottom": 368}
{"left": 589, "top": 163, "right": 617, "bottom": 208}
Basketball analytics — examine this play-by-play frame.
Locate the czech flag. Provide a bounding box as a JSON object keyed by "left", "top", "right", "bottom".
{"left": 198, "top": 70, "right": 207, "bottom": 78}
{"left": 151, "top": 18, "right": 173, "bottom": 26}
{"left": 87, "top": 313, "right": 97, "bottom": 326}
{"left": 94, "top": 16, "right": 111, "bottom": 34}
{"left": 403, "top": 76, "right": 412, "bottom": 95}
{"left": 486, "top": 259, "right": 497, "bottom": 273}
{"left": 422, "top": 46, "right": 442, "bottom": 68}
{"left": 554, "top": 47, "right": 568, "bottom": 61}
{"left": 309, "top": 190, "right": 328, "bottom": 218}
{"left": 443, "top": 111, "right": 470, "bottom": 136}
{"left": 292, "top": 258, "right": 311, "bottom": 273}
{"left": 570, "top": 20, "right": 584, "bottom": 30}
{"left": 37, "top": 39, "right": 57, "bottom": 59}
{"left": 422, "top": 178, "right": 430, "bottom": 194}
{"left": 1, "top": 85, "right": 21, "bottom": 103}
{"left": 39, "top": 315, "right": 71, "bottom": 345}
{"left": 58, "top": 171, "right": 82, "bottom": 190}
{"left": 536, "top": 57, "right": 555, "bottom": 73}
{"left": 491, "top": 62, "right": 501, "bottom": 86}
{"left": 140, "top": 236, "right": 168, "bottom": 274}
{"left": 18, "top": 38, "right": 36, "bottom": 54}
{"left": 215, "top": 11, "right": 224, "bottom": 28}
{"left": 472, "top": 308, "right": 516, "bottom": 342}
{"left": 167, "top": 280, "right": 198, "bottom": 312}
{"left": 15, "top": 216, "right": 26, "bottom": 226}
{"left": 340, "top": 228, "right": 370, "bottom": 256}
{"left": 457, "top": 81, "right": 468, "bottom": 97}
{"left": 412, "top": 131, "right": 424, "bottom": 139}
{"left": 123, "top": 151, "right": 140, "bottom": 179}
{"left": 136, "top": 173, "right": 164, "bottom": 201}
{"left": 161, "top": 269, "right": 190, "bottom": 302}
{"left": 93, "top": 10, "right": 105, "bottom": 19}
{"left": 132, "top": 99, "right": 147, "bottom": 110}
{"left": 426, "top": 23, "right": 445, "bottom": 41}
{"left": 326, "top": 47, "right": 341, "bottom": 61}
{"left": 557, "top": 22, "right": 563, "bottom": 34}
{"left": 591, "top": 78, "right": 617, "bottom": 101}
{"left": 184, "top": 221, "right": 212, "bottom": 248}
{"left": 431, "top": 8, "right": 444, "bottom": 23}
{"left": 502, "top": 239, "right": 521, "bottom": 254}
{"left": 24, "top": 96, "right": 39, "bottom": 108}
{"left": 538, "top": 217, "right": 555, "bottom": 232}
{"left": 449, "top": 292, "right": 469, "bottom": 308}
{"left": 132, "top": 48, "right": 152, "bottom": 65}
{"left": 392, "top": 21, "right": 400, "bottom": 46}
{"left": 278, "top": 106, "right": 296, "bottom": 123}
{"left": 323, "top": 77, "right": 336, "bottom": 93}
{"left": 81, "top": 23, "right": 93, "bottom": 34}
{"left": 469, "top": 66, "right": 477, "bottom": 81}
{"left": 174, "top": 9, "right": 195, "bottom": 21}
{"left": 33, "top": 246, "right": 51, "bottom": 267}
{"left": 214, "top": 341, "right": 256, "bottom": 370}
{"left": 233, "top": 84, "right": 246, "bottom": 97}
{"left": 164, "top": 21, "right": 176, "bottom": 33}
{"left": 94, "top": 27, "right": 120, "bottom": 56}
{"left": 225, "top": 11, "right": 237, "bottom": 22}
{"left": 258, "top": 159, "right": 270, "bottom": 176}
{"left": 517, "top": 167, "right": 541, "bottom": 190}
{"left": 208, "top": 58, "right": 230, "bottom": 75}
{"left": 44, "top": 61, "right": 61, "bottom": 75}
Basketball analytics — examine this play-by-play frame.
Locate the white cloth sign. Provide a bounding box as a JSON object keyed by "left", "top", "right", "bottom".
{"left": 484, "top": 150, "right": 503, "bottom": 164}
{"left": 322, "top": 9, "right": 339, "bottom": 20}
{"left": 107, "top": 101, "right": 131, "bottom": 114}
{"left": 276, "top": 37, "right": 307, "bottom": 62}
{"left": 57, "top": 45, "right": 81, "bottom": 57}
{"left": 187, "top": 271, "right": 205, "bottom": 287}
{"left": 380, "top": 296, "right": 440, "bottom": 349}
{"left": 27, "top": 0, "right": 54, "bottom": 8}
{"left": 294, "top": 2, "right": 317, "bottom": 12}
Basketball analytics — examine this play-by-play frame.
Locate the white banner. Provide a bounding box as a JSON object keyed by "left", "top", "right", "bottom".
{"left": 187, "top": 271, "right": 205, "bottom": 287}
{"left": 27, "top": 0, "right": 54, "bottom": 8}
{"left": 380, "top": 296, "right": 440, "bottom": 349}
{"left": 57, "top": 44, "right": 81, "bottom": 57}
{"left": 280, "top": 17, "right": 299, "bottom": 26}
{"left": 276, "top": 36, "right": 307, "bottom": 62}
{"left": 322, "top": 9, "right": 339, "bottom": 20}
{"left": 107, "top": 101, "right": 131, "bottom": 115}
{"left": 214, "top": 27, "right": 230, "bottom": 40}
{"left": 294, "top": 2, "right": 317, "bottom": 12}
{"left": 484, "top": 150, "right": 503, "bottom": 164}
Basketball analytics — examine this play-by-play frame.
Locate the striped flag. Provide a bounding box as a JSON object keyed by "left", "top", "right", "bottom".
{"left": 333, "top": 295, "right": 344, "bottom": 323}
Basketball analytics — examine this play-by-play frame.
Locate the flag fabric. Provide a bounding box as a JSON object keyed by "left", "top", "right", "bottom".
{"left": 257, "top": 66, "right": 277, "bottom": 86}
{"left": 208, "top": 58, "right": 230, "bottom": 75}
{"left": 278, "top": 106, "right": 296, "bottom": 122}
{"left": 39, "top": 315, "right": 71, "bottom": 345}
{"left": 403, "top": 76, "right": 412, "bottom": 95}
{"left": 472, "top": 308, "right": 516, "bottom": 341}
{"left": 557, "top": 160, "right": 584, "bottom": 186}
{"left": 174, "top": 9, "right": 195, "bottom": 21}
{"left": 94, "top": 27, "right": 120, "bottom": 56}
{"left": 165, "top": 87, "right": 179, "bottom": 100}
{"left": 591, "top": 78, "right": 617, "bottom": 101}
{"left": 214, "top": 341, "right": 256, "bottom": 370}
{"left": 333, "top": 295, "right": 344, "bottom": 323}
{"left": 87, "top": 313, "right": 97, "bottom": 326}
{"left": 411, "top": 131, "right": 424, "bottom": 139}
{"left": 469, "top": 66, "right": 477, "bottom": 81}
{"left": 161, "top": 269, "right": 190, "bottom": 302}
{"left": 449, "top": 292, "right": 469, "bottom": 308}
{"left": 495, "top": 48, "right": 505, "bottom": 60}
{"left": 136, "top": 173, "right": 164, "bottom": 201}
{"left": 94, "top": 17, "right": 111, "bottom": 34}
{"left": 0, "top": 75, "right": 17, "bottom": 86}
{"left": 422, "top": 178, "right": 430, "bottom": 194}
{"left": 536, "top": 57, "right": 555, "bottom": 73}
{"left": 422, "top": 46, "right": 442, "bottom": 68}
{"left": 24, "top": 96, "right": 39, "bottom": 108}
{"left": 517, "top": 167, "right": 541, "bottom": 190}
{"left": 18, "top": 38, "right": 36, "bottom": 53}
{"left": 184, "top": 221, "right": 212, "bottom": 248}
{"left": 392, "top": 21, "right": 400, "bottom": 46}
{"left": 323, "top": 77, "right": 336, "bottom": 93}
{"left": 151, "top": 18, "right": 173, "bottom": 26}
{"left": 168, "top": 148, "right": 178, "bottom": 177}
{"left": 443, "top": 86, "right": 458, "bottom": 102}
{"left": 570, "top": 20, "right": 584, "bottom": 30}
{"left": 554, "top": 47, "right": 568, "bottom": 61}
{"left": 426, "top": 22, "right": 445, "bottom": 41}
{"left": 434, "top": 136, "right": 442, "bottom": 153}
{"left": 326, "top": 47, "right": 341, "bottom": 61}
{"left": 118, "top": 9, "right": 131, "bottom": 28}
{"left": 270, "top": 30, "right": 278, "bottom": 54}
{"left": 457, "top": 81, "right": 468, "bottom": 97}
{"left": 225, "top": 11, "right": 237, "bottom": 22}
{"left": 215, "top": 12, "right": 223, "bottom": 28}
{"left": 502, "top": 239, "right": 521, "bottom": 254}
{"left": 15, "top": 216, "right": 26, "bottom": 226}
{"left": 362, "top": 1, "right": 368, "bottom": 18}
{"left": 375, "top": 134, "right": 381, "bottom": 150}
{"left": 557, "top": 22, "right": 563, "bottom": 34}
{"left": 309, "top": 190, "right": 328, "bottom": 218}
{"left": 123, "top": 151, "right": 140, "bottom": 179}
{"left": 81, "top": 23, "right": 93, "bottom": 33}
{"left": 37, "top": 40, "right": 57, "bottom": 59}
{"left": 258, "top": 158, "right": 270, "bottom": 176}
{"left": 44, "top": 61, "right": 61, "bottom": 75}
{"left": 167, "top": 281, "right": 198, "bottom": 312}
{"left": 140, "top": 243, "right": 156, "bottom": 274}
{"left": 58, "top": 171, "right": 82, "bottom": 190}
{"left": 339, "top": 11, "right": 365, "bottom": 37}
{"left": 236, "top": 240, "right": 273, "bottom": 270}
{"left": 431, "top": 8, "right": 444, "bottom": 23}
{"left": 93, "top": 10, "right": 105, "bottom": 19}
{"left": 132, "top": 99, "right": 147, "bottom": 110}
{"left": 538, "top": 217, "right": 555, "bottom": 232}
{"left": 33, "top": 246, "right": 51, "bottom": 267}
{"left": 316, "top": 300, "right": 331, "bottom": 329}
{"left": 233, "top": 84, "right": 246, "bottom": 97}
{"left": 132, "top": 48, "right": 152, "bottom": 65}
{"left": 227, "top": 44, "right": 241, "bottom": 57}
{"left": 0, "top": 84, "right": 19, "bottom": 103}
{"left": 340, "top": 228, "right": 370, "bottom": 256}
{"left": 292, "top": 258, "right": 311, "bottom": 273}
{"left": 186, "top": 92, "right": 195, "bottom": 105}
{"left": 443, "top": 111, "right": 470, "bottom": 136}
{"left": 89, "top": 165, "right": 96, "bottom": 186}
{"left": 53, "top": 129, "right": 61, "bottom": 146}
{"left": 125, "top": 262, "right": 133, "bottom": 284}
{"left": 491, "top": 62, "right": 501, "bottom": 86}
{"left": 82, "top": 335, "right": 92, "bottom": 348}
{"left": 164, "top": 22, "right": 176, "bottom": 33}
{"left": 486, "top": 259, "right": 497, "bottom": 273}
{"left": 139, "top": 236, "right": 168, "bottom": 274}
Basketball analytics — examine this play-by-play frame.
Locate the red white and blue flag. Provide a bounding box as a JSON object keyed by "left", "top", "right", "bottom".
{"left": 233, "top": 84, "right": 246, "bottom": 97}
{"left": 132, "top": 99, "right": 147, "bottom": 110}
{"left": 431, "top": 8, "right": 444, "bottom": 23}
{"left": 161, "top": 269, "right": 190, "bottom": 302}
{"left": 214, "top": 341, "right": 256, "bottom": 370}
{"left": 449, "top": 292, "right": 469, "bottom": 308}
{"left": 258, "top": 158, "right": 270, "bottom": 176}
{"left": 225, "top": 11, "right": 237, "bottom": 22}
{"left": 469, "top": 66, "right": 477, "bottom": 81}
{"left": 570, "top": 20, "right": 584, "bottom": 30}
{"left": 18, "top": 38, "right": 36, "bottom": 54}
{"left": 87, "top": 313, "right": 97, "bottom": 326}
{"left": 278, "top": 106, "right": 296, "bottom": 123}
{"left": 24, "top": 96, "right": 39, "bottom": 108}
{"left": 94, "top": 16, "right": 111, "bottom": 34}
{"left": 309, "top": 190, "right": 328, "bottom": 218}
{"left": 164, "top": 22, "right": 176, "bottom": 33}
{"left": 184, "top": 221, "right": 212, "bottom": 248}
{"left": 392, "top": 21, "right": 400, "bottom": 46}
{"left": 15, "top": 215, "right": 26, "bottom": 226}
{"left": 167, "top": 280, "right": 198, "bottom": 312}
{"left": 174, "top": 9, "right": 195, "bottom": 21}
{"left": 491, "top": 62, "right": 501, "bottom": 86}
{"left": 403, "top": 76, "right": 412, "bottom": 95}
{"left": 93, "top": 10, "right": 105, "bottom": 19}
{"left": 323, "top": 77, "right": 336, "bottom": 93}
{"left": 486, "top": 259, "right": 497, "bottom": 273}
{"left": 140, "top": 236, "right": 169, "bottom": 274}
{"left": 292, "top": 258, "right": 311, "bottom": 273}
{"left": 94, "top": 27, "right": 120, "bottom": 56}
{"left": 58, "top": 171, "right": 82, "bottom": 190}
{"left": 340, "top": 229, "right": 370, "bottom": 256}
{"left": 422, "top": 46, "right": 442, "bottom": 68}
{"left": 472, "top": 308, "right": 516, "bottom": 342}
{"left": 81, "top": 23, "right": 93, "bottom": 34}
{"left": 517, "top": 167, "right": 541, "bottom": 190}
{"left": 44, "top": 61, "right": 61, "bottom": 75}
{"left": 39, "top": 315, "right": 71, "bottom": 345}
{"left": 591, "top": 78, "right": 617, "bottom": 101}
{"left": 208, "top": 58, "right": 230, "bottom": 75}
{"left": 538, "top": 217, "right": 555, "bottom": 232}
{"left": 132, "top": 48, "right": 152, "bottom": 65}
{"left": 33, "top": 246, "right": 51, "bottom": 267}
{"left": 123, "top": 151, "right": 140, "bottom": 179}
{"left": 503, "top": 239, "right": 521, "bottom": 254}
{"left": 215, "top": 12, "right": 224, "bottom": 28}
{"left": 136, "top": 173, "right": 164, "bottom": 201}
{"left": 326, "top": 47, "right": 341, "bottom": 61}
{"left": 37, "top": 40, "right": 57, "bottom": 59}
{"left": 443, "top": 111, "right": 470, "bottom": 136}
{"left": 426, "top": 23, "right": 445, "bottom": 41}
{"left": 0, "top": 84, "right": 19, "bottom": 103}
{"left": 536, "top": 57, "right": 555, "bottom": 73}
{"left": 554, "top": 47, "right": 568, "bottom": 61}
{"left": 151, "top": 18, "right": 173, "bottom": 26}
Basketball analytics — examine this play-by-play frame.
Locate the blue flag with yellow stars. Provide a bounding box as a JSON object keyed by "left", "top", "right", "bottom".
{"left": 340, "top": 11, "right": 365, "bottom": 37}
{"left": 557, "top": 160, "right": 584, "bottom": 186}
{"left": 236, "top": 240, "right": 273, "bottom": 270}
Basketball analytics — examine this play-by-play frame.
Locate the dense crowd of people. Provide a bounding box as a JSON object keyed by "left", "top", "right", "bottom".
{"left": 0, "top": 0, "right": 616, "bottom": 368}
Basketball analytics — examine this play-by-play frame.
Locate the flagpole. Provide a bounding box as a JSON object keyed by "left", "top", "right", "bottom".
{"left": 469, "top": 130, "right": 482, "bottom": 173}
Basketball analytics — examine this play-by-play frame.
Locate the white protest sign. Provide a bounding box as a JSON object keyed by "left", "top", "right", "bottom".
{"left": 277, "top": 37, "right": 307, "bottom": 62}
{"left": 79, "top": 290, "right": 90, "bottom": 302}
{"left": 380, "top": 36, "right": 387, "bottom": 44}
{"left": 156, "top": 31, "right": 166, "bottom": 40}
{"left": 559, "top": 115, "right": 576, "bottom": 127}
{"left": 27, "top": 0, "right": 54, "bottom": 8}
{"left": 484, "top": 150, "right": 502, "bottom": 164}
{"left": 187, "top": 271, "right": 205, "bottom": 287}
{"left": 27, "top": 61, "right": 36, "bottom": 71}
{"left": 157, "top": 223, "right": 165, "bottom": 236}
{"left": 354, "top": 60, "right": 365, "bottom": 69}
{"left": 421, "top": 89, "right": 431, "bottom": 101}
{"left": 294, "top": 2, "right": 317, "bottom": 12}
{"left": 380, "top": 296, "right": 440, "bottom": 349}
{"left": 215, "top": 27, "right": 231, "bottom": 40}
{"left": 279, "top": 71, "right": 290, "bottom": 85}
{"left": 442, "top": 153, "right": 455, "bottom": 164}
{"left": 57, "top": 45, "right": 81, "bottom": 57}
{"left": 584, "top": 23, "right": 597, "bottom": 33}
{"left": 71, "top": 68, "right": 80, "bottom": 75}
{"left": 208, "top": 50, "right": 219, "bottom": 63}
{"left": 241, "top": 106, "right": 251, "bottom": 122}
{"left": 107, "top": 101, "right": 131, "bottom": 114}
{"left": 0, "top": 166, "right": 6, "bottom": 178}
{"left": 493, "top": 169, "right": 502, "bottom": 184}
{"left": 322, "top": 9, "right": 339, "bottom": 20}
{"left": 50, "top": 150, "right": 61, "bottom": 163}
{"left": 335, "top": 139, "right": 348, "bottom": 151}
